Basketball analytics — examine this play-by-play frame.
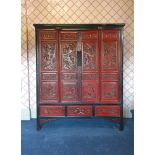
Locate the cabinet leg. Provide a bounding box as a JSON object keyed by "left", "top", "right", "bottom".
{"left": 119, "top": 118, "right": 124, "bottom": 131}
{"left": 37, "top": 119, "right": 41, "bottom": 131}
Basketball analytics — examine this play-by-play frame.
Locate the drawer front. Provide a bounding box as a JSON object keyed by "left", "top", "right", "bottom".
{"left": 40, "top": 106, "right": 65, "bottom": 116}
{"left": 67, "top": 106, "right": 92, "bottom": 116}
{"left": 95, "top": 106, "right": 120, "bottom": 117}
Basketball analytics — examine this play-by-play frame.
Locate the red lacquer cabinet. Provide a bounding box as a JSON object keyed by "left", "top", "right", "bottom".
{"left": 34, "top": 24, "right": 125, "bottom": 130}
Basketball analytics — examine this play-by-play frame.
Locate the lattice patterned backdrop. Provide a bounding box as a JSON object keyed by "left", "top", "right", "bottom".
{"left": 21, "top": 0, "right": 134, "bottom": 120}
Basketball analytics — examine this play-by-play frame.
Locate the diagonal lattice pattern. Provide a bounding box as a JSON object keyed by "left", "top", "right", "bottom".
{"left": 21, "top": 0, "right": 134, "bottom": 119}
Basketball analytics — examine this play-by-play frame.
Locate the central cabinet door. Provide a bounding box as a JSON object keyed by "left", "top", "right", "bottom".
{"left": 60, "top": 30, "right": 99, "bottom": 103}
{"left": 60, "top": 31, "right": 78, "bottom": 103}
{"left": 81, "top": 31, "right": 99, "bottom": 103}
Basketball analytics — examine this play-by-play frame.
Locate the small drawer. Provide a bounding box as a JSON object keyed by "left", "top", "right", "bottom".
{"left": 40, "top": 106, "right": 65, "bottom": 117}
{"left": 67, "top": 106, "right": 92, "bottom": 116}
{"left": 95, "top": 106, "right": 120, "bottom": 117}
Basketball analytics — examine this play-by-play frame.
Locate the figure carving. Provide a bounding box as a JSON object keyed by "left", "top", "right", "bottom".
{"left": 103, "top": 42, "right": 117, "bottom": 70}
{"left": 42, "top": 43, "right": 56, "bottom": 71}
{"left": 62, "top": 42, "right": 76, "bottom": 71}
{"left": 83, "top": 43, "right": 96, "bottom": 70}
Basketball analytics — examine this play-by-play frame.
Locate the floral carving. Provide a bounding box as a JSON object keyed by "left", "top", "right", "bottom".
{"left": 42, "top": 42, "right": 56, "bottom": 71}
{"left": 71, "top": 107, "right": 89, "bottom": 114}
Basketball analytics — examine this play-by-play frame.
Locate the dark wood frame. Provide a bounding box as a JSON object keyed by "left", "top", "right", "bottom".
{"left": 34, "top": 24, "right": 125, "bottom": 131}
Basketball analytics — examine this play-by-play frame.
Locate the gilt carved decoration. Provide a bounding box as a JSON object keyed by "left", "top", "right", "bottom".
{"left": 103, "top": 42, "right": 117, "bottom": 70}
{"left": 41, "top": 82, "right": 57, "bottom": 100}
{"left": 83, "top": 43, "right": 96, "bottom": 70}
{"left": 41, "top": 42, "right": 57, "bottom": 71}
{"left": 61, "top": 42, "right": 77, "bottom": 71}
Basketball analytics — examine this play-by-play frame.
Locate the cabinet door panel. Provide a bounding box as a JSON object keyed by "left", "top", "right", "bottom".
{"left": 61, "top": 82, "right": 78, "bottom": 102}
{"left": 81, "top": 31, "right": 99, "bottom": 103}
{"left": 40, "top": 41, "right": 58, "bottom": 72}
{"left": 82, "top": 81, "right": 99, "bottom": 102}
{"left": 60, "top": 31, "right": 78, "bottom": 103}
{"left": 82, "top": 41, "right": 99, "bottom": 71}
{"left": 40, "top": 81, "right": 58, "bottom": 103}
{"left": 101, "top": 30, "right": 121, "bottom": 104}
{"left": 101, "top": 82, "right": 120, "bottom": 103}
{"left": 39, "top": 30, "right": 60, "bottom": 103}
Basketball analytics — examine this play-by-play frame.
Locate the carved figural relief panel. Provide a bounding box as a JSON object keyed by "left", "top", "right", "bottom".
{"left": 62, "top": 83, "right": 77, "bottom": 100}
{"left": 61, "top": 42, "right": 77, "bottom": 71}
{"left": 83, "top": 83, "right": 97, "bottom": 99}
{"left": 83, "top": 42, "right": 97, "bottom": 70}
{"left": 41, "top": 82, "right": 57, "bottom": 100}
{"left": 102, "top": 82, "right": 119, "bottom": 100}
{"left": 103, "top": 42, "right": 118, "bottom": 70}
{"left": 41, "top": 42, "right": 57, "bottom": 71}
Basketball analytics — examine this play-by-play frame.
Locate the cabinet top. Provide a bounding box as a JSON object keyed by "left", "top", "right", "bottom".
{"left": 33, "top": 23, "right": 125, "bottom": 29}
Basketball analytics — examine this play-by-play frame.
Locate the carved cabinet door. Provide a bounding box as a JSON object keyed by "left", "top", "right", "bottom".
{"left": 39, "top": 30, "right": 59, "bottom": 103}
{"left": 60, "top": 31, "right": 78, "bottom": 103}
{"left": 101, "top": 30, "right": 121, "bottom": 103}
{"left": 81, "top": 31, "right": 99, "bottom": 102}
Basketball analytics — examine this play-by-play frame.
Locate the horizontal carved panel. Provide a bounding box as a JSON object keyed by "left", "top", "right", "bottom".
{"left": 103, "top": 31, "right": 119, "bottom": 40}
{"left": 62, "top": 73, "right": 77, "bottom": 80}
{"left": 101, "top": 82, "right": 120, "bottom": 103}
{"left": 40, "top": 82, "right": 58, "bottom": 102}
{"left": 40, "top": 106, "right": 65, "bottom": 116}
{"left": 40, "top": 31, "right": 57, "bottom": 40}
{"left": 61, "top": 82, "right": 78, "bottom": 102}
{"left": 102, "top": 73, "right": 119, "bottom": 81}
{"left": 41, "top": 73, "right": 57, "bottom": 81}
{"left": 95, "top": 106, "right": 120, "bottom": 117}
{"left": 60, "top": 32, "right": 77, "bottom": 40}
{"left": 82, "top": 82, "right": 99, "bottom": 102}
{"left": 81, "top": 31, "right": 98, "bottom": 40}
{"left": 67, "top": 106, "right": 92, "bottom": 116}
{"left": 82, "top": 73, "right": 98, "bottom": 80}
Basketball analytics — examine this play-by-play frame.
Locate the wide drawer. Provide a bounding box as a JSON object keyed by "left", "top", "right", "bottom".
{"left": 95, "top": 106, "right": 120, "bottom": 117}
{"left": 67, "top": 106, "right": 92, "bottom": 116}
{"left": 40, "top": 106, "right": 65, "bottom": 116}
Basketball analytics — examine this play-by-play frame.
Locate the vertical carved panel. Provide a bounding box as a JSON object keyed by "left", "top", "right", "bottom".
{"left": 83, "top": 42, "right": 97, "bottom": 70}
{"left": 102, "top": 41, "right": 118, "bottom": 70}
{"left": 61, "top": 42, "right": 77, "bottom": 71}
{"left": 60, "top": 31, "right": 78, "bottom": 103}
{"left": 41, "top": 42, "right": 57, "bottom": 71}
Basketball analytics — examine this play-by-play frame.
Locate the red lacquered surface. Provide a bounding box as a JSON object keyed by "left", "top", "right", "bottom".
{"left": 40, "top": 106, "right": 65, "bottom": 116}
{"left": 95, "top": 106, "right": 120, "bottom": 117}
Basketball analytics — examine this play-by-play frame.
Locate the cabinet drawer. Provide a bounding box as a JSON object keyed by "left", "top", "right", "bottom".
{"left": 67, "top": 106, "right": 92, "bottom": 116}
{"left": 40, "top": 106, "right": 65, "bottom": 116}
{"left": 95, "top": 106, "right": 120, "bottom": 117}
